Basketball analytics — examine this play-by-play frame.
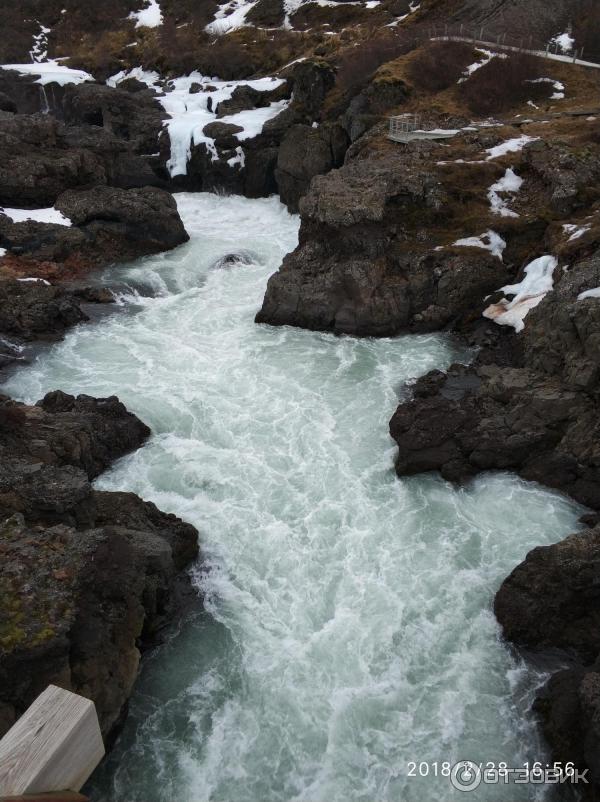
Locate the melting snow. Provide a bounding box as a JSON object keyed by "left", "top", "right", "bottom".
{"left": 458, "top": 49, "right": 505, "bottom": 83}
{"left": 563, "top": 223, "right": 591, "bottom": 241}
{"left": 206, "top": 0, "right": 258, "bottom": 34}
{"left": 1, "top": 207, "right": 72, "bottom": 226}
{"left": 528, "top": 77, "right": 565, "bottom": 100}
{"left": 1, "top": 60, "right": 93, "bottom": 86}
{"left": 578, "top": 287, "right": 600, "bottom": 300}
{"left": 485, "top": 136, "right": 539, "bottom": 160}
{"left": 453, "top": 230, "right": 506, "bottom": 260}
{"left": 488, "top": 167, "right": 523, "bottom": 218}
{"left": 108, "top": 69, "right": 288, "bottom": 177}
{"left": 551, "top": 32, "right": 575, "bottom": 53}
{"left": 18, "top": 277, "right": 51, "bottom": 285}
{"left": 227, "top": 146, "right": 246, "bottom": 169}
{"left": 129, "top": 0, "right": 163, "bottom": 28}
{"left": 30, "top": 22, "right": 51, "bottom": 63}
{"left": 483, "top": 255, "right": 558, "bottom": 332}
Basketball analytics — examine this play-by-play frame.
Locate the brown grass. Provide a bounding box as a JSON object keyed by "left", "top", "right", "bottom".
{"left": 406, "top": 41, "right": 476, "bottom": 92}
{"left": 459, "top": 53, "right": 549, "bottom": 116}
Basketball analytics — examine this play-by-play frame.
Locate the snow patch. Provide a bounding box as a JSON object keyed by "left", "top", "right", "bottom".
{"left": 551, "top": 32, "right": 575, "bottom": 53}
{"left": 528, "top": 77, "right": 565, "bottom": 100}
{"left": 485, "top": 136, "right": 538, "bottom": 160}
{"left": 0, "top": 248, "right": 6, "bottom": 257}
{"left": 18, "top": 277, "right": 51, "bottom": 285}
{"left": 108, "top": 70, "right": 287, "bottom": 177}
{"left": 1, "top": 61, "right": 93, "bottom": 86}
{"left": 129, "top": 0, "right": 163, "bottom": 28}
{"left": 563, "top": 223, "right": 591, "bottom": 241}
{"left": 483, "top": 255, "right": 558, "bottom": 332}
{"left": 488, "top": 168, "right": 523, "bottom": 218}
{"left": 1, "top": 206, "right": 72, "bottom": 226}
{"left": 458, "top": 49, "right": 505, "bottom": 83}
{"left": 578, "top": 287, "right": 600, "bottom": 301}
{"left": 453, "top": 230, "right": 506, "bottom": 260}
{"left": 227, "top": 146, "right": 246, "bottom": 169}
{"left": 30, "top": 22, "right": 51, "bottom": 63}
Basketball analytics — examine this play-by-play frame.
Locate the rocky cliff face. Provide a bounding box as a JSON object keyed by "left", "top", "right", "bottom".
{"left": 0, "top": 392, "right": 199, "bottom": 740}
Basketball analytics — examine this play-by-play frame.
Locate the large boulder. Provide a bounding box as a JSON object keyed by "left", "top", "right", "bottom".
{"left": 494, "top": 525, "right": 600, "bottom": 794}
{"left": 0, "top": 278, "right": 87, "bottom": 341}
{"left": 62, "top": 82, "right": 164, "bottom": 155}
{"left": 275, "top": 123, "right": 349, "bottom": 212}
{"left": 494, "top": 527, "right": 600, "bottom": 662}
{"left": 0, "top": 112, "right": 106, "bottom": 207}
{"left": 258, "top": 140, "right": 513, "bottom": 334}
{"left": 389, "top": 361, "right": 600, "bottom": 509}
{"left": 0, "top": 185, "right": 189, "bottom": 268}
{"left": 0, "top": 392, "right": 199, "bottom": 738}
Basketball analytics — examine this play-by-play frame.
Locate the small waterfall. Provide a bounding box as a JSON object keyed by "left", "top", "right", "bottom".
{"left": 38, "top": 85, "right": 49, "bottom": 114}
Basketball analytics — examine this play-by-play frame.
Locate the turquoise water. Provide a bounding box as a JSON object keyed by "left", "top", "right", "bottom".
{"left": 2, "top": 194, "right": 583, "bottom": 802}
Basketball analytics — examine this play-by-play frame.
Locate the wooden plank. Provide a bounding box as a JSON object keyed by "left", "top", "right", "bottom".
{"left": 0, "top": 686, "right": 104, "bottom": 796}
{"left": 0, "top": 793, "right": 89, "bottom": 801}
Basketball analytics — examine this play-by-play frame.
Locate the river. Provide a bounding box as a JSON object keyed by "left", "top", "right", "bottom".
{"left": 2, "top": 193, "right": 583, "bottom": 801}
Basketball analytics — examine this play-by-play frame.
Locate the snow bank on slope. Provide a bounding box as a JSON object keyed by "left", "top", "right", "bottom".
{"left": 458, "top": 49, "right": 505, "bottom": 83}
{"left": 453, "top": 230, "right": 506, "bottom": 260}
{"left": 1, "top": 60, "right": 93, "bottom": 86}
{"left": 483, "top": 255, "right": 558, "bottom": 332}
{"left": 129, "top": 0, "right": 163, "bottom": 28}
{"left": 488, "top": 167, "right": 522, "bottom": 218}
{"left": 485, "top": 136, "right": 538, "bottom": 160}
{"left": 206, "top": 0, "right": 258, "bottom": 34}
{"left": 1, "top": 206, "right": 72, "bottom": 226}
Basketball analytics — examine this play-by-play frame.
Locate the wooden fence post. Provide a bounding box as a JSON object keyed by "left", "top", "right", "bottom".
{"left": 0, "top": 686, "right": 105, "bottom": 798}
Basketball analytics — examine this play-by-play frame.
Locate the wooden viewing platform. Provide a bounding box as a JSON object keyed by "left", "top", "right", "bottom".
{"left": 0, "top": 686, "right": 104, "bottom": 801}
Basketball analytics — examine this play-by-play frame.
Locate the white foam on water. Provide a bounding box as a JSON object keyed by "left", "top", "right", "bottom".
{"left": 2, "top": 194, "right": 584, "bottom": 802}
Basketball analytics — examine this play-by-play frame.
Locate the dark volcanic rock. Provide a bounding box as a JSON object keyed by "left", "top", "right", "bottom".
{"left": 0, "top": 186, "right": 188, "bottom": 269}
{"left": 215, "top": 81, "right": 289, "bottom": 118}
{"left": 494, "top": 525, "right": 600, "bottom": 792}
{"left": 275, "top": 123, "right": 349, "bottom": 213}
{"left": 0, "top": 112, "right": 106, "bottom": 207}
{"left": 202, "top": 121, "right": 244, "bottom": 150}
{"left": 0, "top": 392, "right": 199, "bottom": 739}
{"left": 0, "top": 278, "right": 87, "bottom": 340}
{"left": 62, "top": 82, "right": 164, "bottom": 155}
{"left": 0, "top": 185, "right": 188, "bottom": 269}
{"left": 258, "top": 142, "right": 512, "bottom": 334}
{"left": 494, "top": 526, "right": 600, "bottom": 662}
{"left": 389, "top": 361, "right": 600, "bottom": 509}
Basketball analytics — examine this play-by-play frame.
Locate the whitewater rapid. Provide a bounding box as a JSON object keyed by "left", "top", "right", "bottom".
{"left": 2, "top": 194, "right": 583, "bottom": 801}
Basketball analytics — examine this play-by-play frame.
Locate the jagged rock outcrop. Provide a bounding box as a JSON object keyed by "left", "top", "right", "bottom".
{"left": 494, "top": 525, "right": 600, "bottom": 793}
{"left": 275, "top": 122, "right": 349, "bottom": 212}
{"left": 0, "top": 185, "right": 189, "bottom": 269}
{"left": 389, "top": 246, "right": 600, "bottom": 508}
{"left": 0, "top": 392, "right": 199, "bottom": 738}
{"left": 258, "top": 138, "right": 519, "bottom": 333}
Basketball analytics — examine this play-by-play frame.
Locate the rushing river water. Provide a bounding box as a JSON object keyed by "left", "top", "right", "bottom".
{"left": 2, "top": 194, "right": 584, "bottom": 801}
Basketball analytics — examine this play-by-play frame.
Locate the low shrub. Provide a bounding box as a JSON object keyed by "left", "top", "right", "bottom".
{"left": 335, "top": 33, "right": 413, "bottom": 96}
{"left": 459, "top": 53, "right": 549, "bottom": 116}
{"left": 0, "top": 403, "right": 26, "bottom": 431}
{"left": 406, "top": 41, "right": 477, "bottom": 92}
